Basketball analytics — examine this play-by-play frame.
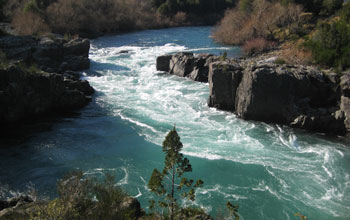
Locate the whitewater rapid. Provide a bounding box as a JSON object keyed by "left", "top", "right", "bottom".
{"left": 0, "top": 27, "right": 349, "bottom": 220}
{"left": 84, "top": 27, "right": 350, "bottom": 219}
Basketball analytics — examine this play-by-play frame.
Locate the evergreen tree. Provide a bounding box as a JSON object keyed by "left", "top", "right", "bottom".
{"left": 148, "top": 127, "right": 203, "bottom": 220}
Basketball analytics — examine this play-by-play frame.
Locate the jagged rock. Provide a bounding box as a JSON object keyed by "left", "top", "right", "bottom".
{"left": 0, "top": 195, "right": 33, "bottom": 211}
{"left": 0, "top": 65, "right": 94, "bottom": 125}
{"left": 341, "top": 96, "right": 350, "bottom": 132}
{"left": 156, "top": 52, "right": 349, "bottom": 136}
{"left": 340, "top": 73, "right": 350, "bottom": 97}
{"left": 0, "top": 36, "right": 36, "bottom": 60}
{"left": 169, "top": 52, "right": 195, "bottom": 77}
{"left": 235, "top": 64, "right": 337, "bottom": 125}
{"left": 188, "top": 54, "right": 212, "bottom": 82}
{"left": 156, "top": 54, "right": 172, "bottom": 72}
{"left": 208, "top": 62, "right": 243, "bottom": 111}
{"left": 157, "top": 53, "right": 217, "bottom": 82}
{"left": 63, "top": 38, "right": 90, "bottom": 56}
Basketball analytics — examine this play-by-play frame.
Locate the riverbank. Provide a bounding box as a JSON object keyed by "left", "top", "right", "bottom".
{"left": 156, "top": 51, "right": 350, "bottom": 138}
{"left": 0, "top": 26, "right": 349, "bottom": 220}
{"left": 0, "top": 32, "right": 94, "bottom": 137}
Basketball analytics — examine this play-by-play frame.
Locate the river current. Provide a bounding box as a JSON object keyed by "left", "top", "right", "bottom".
{"left": 0, "top": 27, "right": 349, "bottom": 220}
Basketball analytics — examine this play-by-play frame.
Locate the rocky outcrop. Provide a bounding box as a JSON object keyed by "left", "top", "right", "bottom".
{"left": 0, "top": 34, "right": 94, "bottom": 128}
{"left": 208, "top": 62, "right": 243, "bottom": 111}
{"left": 0, "top": 195, "right": 33, "bottom": 211}
{"left": 156, "top": 52, "right": 220, "bottom": 83}
{"left": 340, "top": 73, "right": 350, "bottom": 133}
{"left": 156, "top": 52, "right": 349, "bottom": 136}
{"left": 169, "top": 52, "right": 195, "bottom": 77}
{"left": 0, "top": 64, "right": 94, "bottom": 126}
{"left": 0, "top": 35, "right": 90, "bottom": 73}
{"left": 224, "top": 63, "right": 347, "bottom": 135}
{"left": 156, "top": 55, "right": 172, "bottom": 72}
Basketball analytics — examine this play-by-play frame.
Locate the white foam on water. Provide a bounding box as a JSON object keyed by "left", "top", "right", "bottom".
{"left": 85, "top": 35, "right": 350, "bottom": 219}
{"left": 116, "top": 167, "right": 129, "bottom": 186}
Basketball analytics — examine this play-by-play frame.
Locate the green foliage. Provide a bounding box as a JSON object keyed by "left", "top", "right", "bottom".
{"left": 226, "top": 202, "right": 240, "bottom": 220}
{"left": 23, "top": 0, "right": 40, "bottom": 14}
{"left": 321, "top": 0, "right": 343, "bottom": 15}
{"left": 239, "top": 0, "right": 252, "bottom": 13}
{"left": 305, "top": 3, "right": 350, "bottom": 70}
{"left": 274, "top": 58, "right": 287, "bottom": 64}
{"left": 29, "top": 171, "right": 138, "bottom": 220}
{"left": 220, "top": 51, "right": 228, "bottom": 61}
{"left": 0, "top": 49, "right": 8, "bottom": 68}
{"left": 0, "top": 0, "right": 7, "bottom": 21}
{"left": 148, "top": 127, "right": 203, "bottom": 220}
{"left": 287, "top": 0, "right": 342, "bottom": 15}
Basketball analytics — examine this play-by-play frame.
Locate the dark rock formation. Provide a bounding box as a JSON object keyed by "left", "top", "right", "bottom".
{"left": 340, "top": 73, "right": 350, "bottom": 133}
{"left": 0, "top": 35, "right": 90, "bottom": 73}
{"left": 188, "top": 54, "right": 213, "bottom": 82}
{"left": 156, "top": 55, "right": 172, "bottom": 72}
{"left": 0, "top": 33, "right": 94, "bottom": 129}
{"left": 156, "top": 52, "right": 350, "bottom": 136}
{"left": 208, "top": 62, "right": 243, "bottom": 111}
{"left": 232, "top": 64, "right": 347, "bottom": 135}
{"left": 156, "top": 52, "right": 220, "bottom": 83}
{"left": 0, "top": 195, "right": 33, "bottom": 211}
{"left": 0, "top": 64, "right": 94, "bottom": 125}
{"left": 169, "top": 52, "right": 195, "bottom": 77}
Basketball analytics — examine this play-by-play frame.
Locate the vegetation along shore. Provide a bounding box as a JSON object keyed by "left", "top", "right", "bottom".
{"left": 0, "top": 0, "right": 349, "bottom": 220}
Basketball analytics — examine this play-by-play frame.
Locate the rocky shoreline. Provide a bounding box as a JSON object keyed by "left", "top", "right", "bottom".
{"left": 157, "top": 52, "right": 350, "bottom": 137}
{"left": 0, "top": 34, "right": 94, "bottom": 131}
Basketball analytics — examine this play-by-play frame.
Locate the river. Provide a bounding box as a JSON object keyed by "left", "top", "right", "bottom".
{"left": 0, "top": 26, "right": 349, "bottom": 220}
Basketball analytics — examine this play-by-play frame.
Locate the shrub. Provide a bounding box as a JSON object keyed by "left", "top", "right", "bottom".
{"left": 29, "top": 171, "right": 140, "bottom": 220}
{"left": 243, "top": 38, "right": 276, "bottom": 55}
{"left": 279, "top": 40, "right": 313, "bottom": 65}
{"left": 213, "top": 0, "right": 302, "bottom": 45}
{"left": 173, "top": 11, "right": 187, "bottom": 25}
{"left": 305, "top": 3, "right": 350, "bottom": 69}
{"left": 274, "top": 58, "right": 287, "bottom": 64}
{"left": 11, "top": 10, "right": 49, "bottom": 35}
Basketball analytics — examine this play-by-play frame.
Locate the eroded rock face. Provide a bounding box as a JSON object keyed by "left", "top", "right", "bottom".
{"left": 169, "top": 52, "right": 195, "bottom": 77}
{"left": 156, "top": 55, "right": 172, "bottom": 72}
{"left": 156, "top": 53, "right": 218, "bottom": 83}
{"left": 341, "top": 96, "right": 350, "bottom": 132}
{"left": 208, "top": 62, "right": 243, "bottom": 111}
{"left": 235, "top": 64, "right": 346, "bottom": 134}
{"left": 156, "top": 52, "right": 349, "bottom": 136}
{"left": 0, "top": 65, "right": 94, "bottom": 125}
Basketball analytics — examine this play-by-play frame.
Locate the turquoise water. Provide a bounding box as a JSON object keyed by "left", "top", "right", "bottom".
{"left": 1, "top": 26, "right": 350, "bottom": 220}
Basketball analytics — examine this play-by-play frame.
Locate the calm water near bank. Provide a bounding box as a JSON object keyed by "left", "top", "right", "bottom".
{"left": 0, "top": 26, "right": 349, "bottom": 220}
